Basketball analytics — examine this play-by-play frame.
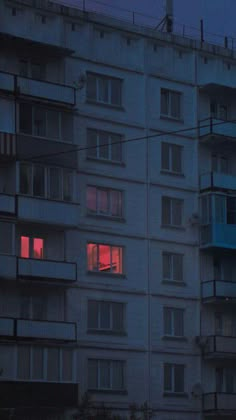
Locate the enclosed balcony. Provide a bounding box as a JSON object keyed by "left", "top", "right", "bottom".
{"left": 16, "top": 319, "right": 77, "bottom": 342}
{"left": 0, "top": 193, "right": 15, "bottom": 214}
{"left": 0, "top": 131, "right": 16, "bottom": 161}
{"left": 202, "top": 280, "right": 236, "bottom": 302}
{"left": 199, "top": 117, "right": 236, "bottom": 142}
{"left": 202, "top": 335, "right": 236, "bottom": 359}
{"left": 0, "top": 255, "right": 16, "bottom": 279}
{"left": 200, "top": 172, "right": 236, "bottom": 192}
{"left": 0, "top": 70, "right": 14, "bottom": 92}
{"left": 203, "top": 392, "right": 236, "bottom": 414}
{"left": 17, "top": 258, "right": 77, "bottom": 283}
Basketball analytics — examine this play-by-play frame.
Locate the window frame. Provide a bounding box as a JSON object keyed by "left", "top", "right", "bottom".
{"left": 20, "top": 235, "right": 45, "bottom": 260}
{"left": 87, "top": 72, "right": 123, "bottom": 107}
{"left": 160, "top": 88, "right": 182, "bottom": 120}
{"left": 162, "top": 196, "right": 184, "bottom": 227}
{"left": 163, "top": 307, "right": 185, "bottom": 338}
{"left": 87, "top": 242, "right": 124, "bottom": 275}
{"left": 86, "top": 185, "right": 123, "bottom": 218}
{"left": 163, "top": 363, "right": 185, "bottom": 394}
{"left": 161, "top": 142, "right": 183, "bottom": 175}
{"left": 87, "top": 128, "right": 123, "bottom": 163}
{"left": 87, "top": 300, "right": 126, "bottom": 334}
{"left": 162, "top": 251, "right": 184, "bottom": 283}
{"left": 88, "top": 358, "right": 126, "bottom": 392}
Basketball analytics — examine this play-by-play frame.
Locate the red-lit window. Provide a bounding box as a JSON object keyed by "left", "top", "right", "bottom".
{"left": 20, "top": 236, "right": 44, "bottom": 259}
{"left": 87, "top": 243, "right": 123, "bottom": 274}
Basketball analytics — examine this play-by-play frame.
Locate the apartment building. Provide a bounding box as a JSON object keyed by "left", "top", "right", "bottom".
{"left": 0, "top": 0, "right": 235, "bottom": 419}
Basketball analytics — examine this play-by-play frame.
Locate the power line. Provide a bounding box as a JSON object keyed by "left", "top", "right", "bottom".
{"left": 23, "top": 118, "right": 235, "bottom": 162}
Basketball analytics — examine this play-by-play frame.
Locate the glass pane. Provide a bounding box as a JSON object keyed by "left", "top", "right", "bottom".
{"left": 162, "top": 197, "right": 171, "bottom": 225}
{"left": 87, "top": 74, "right": 96, "bottom": 100}
{"left": 47, "top": 110, "right": 60, "bottom": 140}
{"left": 0, "top": 222, "right": 12, "bottom": 254}
{"left": 34, "top": 107, "right": 46, "bottom": 137}
{"left": 164, "top": 364, "right": 172, "bottom": 391}
{"left": 98, "top": 132, "right": 109, "bottom": 159}
{"left": 19, "top": 60, "right": 28, "bottom": 77}
{"left": 111, "top": 136, "right": 122, "bottom": 162}
{"left": 31, "top": 62, "right": 42, "bottom": 80}
{"left": 174, "top": 309, "right": 184, "bottom": 336}
{"left": 111, "top": 79, "right": 121, "bottom": 106}
{"left": 163, "top": 253, "right": 171, "bottom": 280}
{"left": 33, "top": 238, "right": 44, "bottom": 259}
{"left": 98, "top": 189, "right": 109, "bottom": 214}
{"left": 172, "top": 145, "right": 182, "bottom": 173}
{"left": 227, "top": 197, "right": 236, "bottom": 224}
{"left": 87, "top": 243, "right": 98, "bottom": 271}
{"left": 62, "top": 349, "right": 73, "bottom": 382}
{"left": 49, "top": 167, "right": 61, "bottom": 200}
{"left": 164, "top": 308, "right": 172, "bottom": 335}
{"left": 19, "top": 103, "right": 32, "bottom": 134}
{"left": 20, "top": 163, "right": 32, "bottom": 195}
{"left": 112, "top": 246, "right": 122, "bottom": 274}
{"left": 32, "top": 347, "right": 44, "bottom": 380}
{"left": 99, "top": 360, "right": 110, "bottom": 388}
{"left": 221, "top": 157, "right": 229, "bottom": 174}
{"left": 111, "top": 190, "right": 122, "bottom": 217}
{"left": 61, "top": 113, "right": 73, "bottom": 142}
{"left": 161, "top": 90, "right": 168, "bottom": 115}
{"left": 87, "top": 186, "right": 97, "bottom": 212}
{"left": 98, "top": 245, "right": 111, "bottom": 272}
{"left": 215, "top": 313, "right": 223, "bottom": 335}
{"left": 47, "top": 348, "right": 59, "bottom": 381}
{"left": 33, "top": 294, "right": 47, "bottom": 320}
{"left": 63, "top": 170, "right": 73, "bottom": 202}
{"left": 33, "top": 166, "right": 45, "bottom": 197}
{"left": 98, "top": 78, "right": 109, "bottom": 103}
{"left": 88, "top": 359, "right": 98, "bottom": 389}
{"left": 212, "top": 154, "right": 218, "bottom": 172}
{"left": 161, "top": 143, "right": 169, "bottom": 170}
{"left": 112, "top": 361, "right": 124, "bottom": 390}
{"left": 172, "top": 199, "right": 182, "bottom": 226}
{"left": 171, "top": 92, "right": 181, "bottom": 119}
{"left": 216, "top": 368, "right": 223, "bottom": 392}
{"left": 21, "top": 236, "right": 29, "bottom": 258}
{"left": 214, "top": 195, "right": 226, "bottom": 223}
{"left": 88, "top": 301, "right": 98, "bottom": 329}
{"left": 225, "top": 369, "right": 234, "bottom": 393}
{"left": 174, "top": 365, "right": 184, "bottom": 392}
{"left": 100, "top": 302, "right": 110, "bottom": 329}
{"left": 112, "top": 303, "right": 124, "bottom": 331}
{"left": 17, "top": 346, "right": 30, "bottom": 380}
{"left": 87, "top": 130, "right": 97, "bottom": 158}
{"left": 173, "top": 254, "right": 183, "bottom": 282}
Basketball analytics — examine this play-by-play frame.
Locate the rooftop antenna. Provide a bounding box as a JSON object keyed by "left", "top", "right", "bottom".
{"left": 155, "top": 0, "right": 173, "bottom": 33}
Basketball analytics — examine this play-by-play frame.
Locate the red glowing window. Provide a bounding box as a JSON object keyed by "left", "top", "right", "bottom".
{"left": 20, "top": 236, "right": 44, "bottom": 259}
{"left": 87, "top": 243, "right": 123, "bottom": 274}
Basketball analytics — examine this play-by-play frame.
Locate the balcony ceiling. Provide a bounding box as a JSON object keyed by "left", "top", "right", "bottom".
{"left": 200, "top": 83, "right": 236, "bottom": 97}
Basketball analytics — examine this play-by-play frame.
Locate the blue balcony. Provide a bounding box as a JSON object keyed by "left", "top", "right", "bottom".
{"left": 18, "top": 258, "right": 77, "bottom": 283}
{"left": 200, "top": 172, "right": 236, "bottom": 191}
{"left": 200, "top": 224, "right": 236, "bottom": 249}
{"left": 202, "top": 280, "right": 236, "bottom": 301}
{"left": 199, "top": 117, "right": 236, "bottom": 141}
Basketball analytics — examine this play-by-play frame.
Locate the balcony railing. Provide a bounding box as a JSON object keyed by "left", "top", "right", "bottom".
{"left": 0, "top": 317, "right": 14, "bottom": 337}
{"left": 17, "top": 319, "right": 77, "bottom": 342}
{"left": 200, "top": 223, "right": 236, "bottom": 249}
{"left": 0, "top": 255, "right": 17, "bottom": 279}
{"left": 17, "top": 257, "right": 77, "bottom": 282}
{"left": 200, "top": 172, "right": 236, "bottom": 191}
{"left": 17, "top": 196, "right": 79, "bottom": 227}
{"left": 203, "top": 392, "right": 236, "bottom": 413}
{"left": 17, "top": 76, "right": 76, "bottom": 105}
{"left": 199, "top": 117, "right": 236, "bottom": 140}
{"left": 0, "top": 193, "right": 15, "bottom": 214}
{"left": 202, "top": 280, "right": 236, "bottom": 301}
{"left": 203, "top": 335, "right": 236, "bottom": 358}
{"left": 0, "top": 71, "right": 14, "bottom": 92}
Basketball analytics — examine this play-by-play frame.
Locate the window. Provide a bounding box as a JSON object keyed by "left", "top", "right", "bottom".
{"left": 164, "top": 363, "right": 185, "bottom": 394}
{"left": 87, "top": 186, "right": 123, "bottom": 218}
{"left": 88, "top": 301, "right": 125, "bottom": 333}
{"left": 162, "top": 197, "right": 183, "bottom": 227}
{"left": 161, "top": 89, "right": 182, "bottom": 120}
{"left": 88, "top": 359, "right": 125, "bottom": 391}
{"left": 19, "top": 58, "right": 45, "bottom": 80}
{"left": 212, "top": 153, "right": 229, "bottom": 174}
{"left": 20, "top": 236, "right": 44, "bottom": 259}
{"left": 19, "top": 163, "right": 74, "bottom": 202}
{"left": 216, "top": 368, "right": 236, "bottom": 393}
{"left": 0, "top": 222, "right": 13, "bottom": 255}
{"left": 20, "top": 294, "right": 47, "bottom": 321}
{"left": 215, "top": 312, "right": 236, "bottom": 337}
{"left": 19, "top": 103, "right": 73, "bottom": 142}
{"left": 210, "top": 102, "right": 228, "bottom": 120}
{"left": 163, "top": 252, "right": 183, "bottom": 282}
{"left": 87, "top": 243, "right": 123, "bottom": 274}
{"left": 161, "top": 142, "right": 183, "bottom": 174}
{"left": 87, "top": 129, "right": 122, "bottom": 162}
{"left": 163, "top": 307, "right": 184, "bottom": 337}
{"left": 87, "top": 73, "right": 122, "bottom": 107}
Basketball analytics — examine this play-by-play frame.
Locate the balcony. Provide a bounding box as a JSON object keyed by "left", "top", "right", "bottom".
{"left": 199, "top": 117, "right": 236, "bottom": 142}
{"left": 0, "top": 193, "right": 15, "bottom": 214}
{"left": 17, "top": 196, "right": 79, "bottom": 227}
{"left": 202, "top": 280, "right": 236, "bottom": 302}
{"left": 202, "top": 335, "right": 236, "bottom": 359}
{"left": 17, "top": 319, "right": 77, "bottom": 342}
{"left": 0, "top": 70, "right": 14, "bottom": 92}
{"left": 200, "top": 223, "right": 236, "bottom": 249}
{"left": 0, "top": 317, "right": 14, "bottom": 337}
{"left": 17, "top": 258, "right": 77, "bottom": 283}
{"left": 203, "top": 393, "right": 236, "bottom": 414}
{"left": 0, "top": 381, "right": 79, "bottom": 408}
{"left": 0, "top": 131, "right": 16, "bottom": 161}
{"left": 17, "top": 76, "right": 75, "bottom": 106}
{"left": 0, "top": 255, "right": 17, "bottom": 279}
{"left": 200, "top": 172, "right": 236, "bottom": 192}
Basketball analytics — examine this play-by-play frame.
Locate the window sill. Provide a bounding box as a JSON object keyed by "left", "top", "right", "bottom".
{"left": 160, "top": 115, "right": 184, "bottom": 124}
{"left": 86, "top": 156, "right": 126, "bottom": 167}
{"left": 162, "top": 335, "right": 188, "bottom": 342}
{"left": 87, "top": 329, "right": 127, "bottom": 336}
{"left": 163, "top": 392, "right": 188, "bottom": 398}
{"left": 162, "top": 280, "right": 186, "bottom": 287}
{"left": 160, "top": 170, "right": 185, "bottom": 178}
{"left": 86, "top": 99, "right": 125, "bottom": 112}
{"left": 86, "top": 212, "right": 126, "bottom": 223}
{"left": 161, "top": 224, "right": 185, "bottom": 231}
{"left": 87, "top": 271, "right": 126, "bottom": 279}
{"left": 88, "top": 389, "right": 127, "bottom": 395}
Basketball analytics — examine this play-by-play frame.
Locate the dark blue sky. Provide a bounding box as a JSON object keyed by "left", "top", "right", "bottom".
{"left": 59, "top": 0, "right": 236, "bottom": 44}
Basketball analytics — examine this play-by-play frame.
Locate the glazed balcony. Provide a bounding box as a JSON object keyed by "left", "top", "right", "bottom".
{"left": 17, "top": 196, "right": 79, "bottom": 227}
{"left": 203, "top": 392, "right": 236, "bottom": 414}
{"left": 17, "top": 257, "right": 77, "bottom": 282}
{"left": 199, "top": 117, "right": 236, "bottom": 142}
{"left": 200, "top": 223, "right": 236, "bottom": 250}
{"left": 0, "top": 193, "right": 15, "bottom": 214}
{"left": 0, "top": 131, "right": 16, "bottom": 161}
{"left": 202, "top": 335, "right": 236, "bottom": 359}
{"left": 0, "top": 70, "right": 14, "bottom": 92}
{"left": 17, "top": 319, "right": 77, "bottom": 342}
{"left": 202, "top": 280, "right": 236, "bottom": 302}
{"left": 200, "top": 172, "right": 236, "bottom": 192}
